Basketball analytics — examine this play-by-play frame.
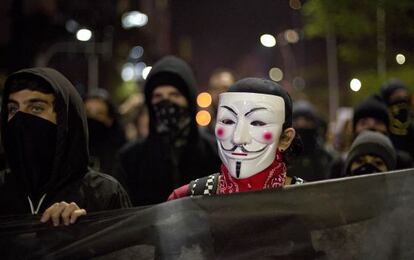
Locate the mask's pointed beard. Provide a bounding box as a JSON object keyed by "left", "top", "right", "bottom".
{"left": 236, "top": 161, "right": 241, "bottom": 178}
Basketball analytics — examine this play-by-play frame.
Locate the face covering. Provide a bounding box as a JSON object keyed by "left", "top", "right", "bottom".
{"left": 388, "top": 97, "right": 411, "bottom": 135}
{"left": 152, "top": 99, "right": 191, "bottom": 137}
{"left": 296, "top": 128, "right": 317, "bottom": 154}
{"left": 87, "top": 117, "right": 110, "bottom": 143}
{"left": 350, "top": 163, "right": 382, "bottom": 176}
{"left": 4, "top": 112, "right": 57, "bottom": 199}
{"left": 215, "top": 92, "right": 285, "bottom": 179}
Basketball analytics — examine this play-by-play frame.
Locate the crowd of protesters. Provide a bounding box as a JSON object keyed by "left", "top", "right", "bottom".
{"left": 0, "top": 55, "right": 413, "bottom": 226}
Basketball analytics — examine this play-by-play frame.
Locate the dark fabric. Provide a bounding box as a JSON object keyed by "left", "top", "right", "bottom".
{"left": 117, "top": 57, "right": 220, "bottom": 206}
{"left": 288, "top": 147, "right": 333, "bottom": 181}
{"left": 1, "top": 169, "right": 414, "bottom": 259}
{"left": 88, "top": 117, "right": 126, "bottom": 176}
{"left": 0, "top": 67, "right": 131, "bottom": 215}
{"left": 344, "top": 130, "right": 397, "bottom": 176}
{"left": 227, "top": 77, "right": 293, "bottom": 129}
{"left": 352, "top": 97, "right": 389, "bottom": 131}
{"left": 4, "top": 112, "right": 57, "bottom": 201}
{"left": 380, "top": 79, "right": 409, "bottom": 105}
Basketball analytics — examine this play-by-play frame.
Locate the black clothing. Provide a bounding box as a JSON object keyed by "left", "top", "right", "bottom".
{"left": 288, "top": 147, "right": 333, "bottom": 181}
{"left": 0, "top": 67, "right": 131, "bottom": 215}
{"left": 117, "top": 56, "right": 220, "bottom": 206}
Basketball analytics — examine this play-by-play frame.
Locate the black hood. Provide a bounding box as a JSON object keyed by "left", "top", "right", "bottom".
{"left": 1, "top": 67, "right": 89, "bottom": 195}
{"left": 144, "top": 56, "right": 197, "bottom": 135}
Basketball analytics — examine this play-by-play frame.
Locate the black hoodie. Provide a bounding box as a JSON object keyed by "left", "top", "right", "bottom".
{"left": 0, "top": 67, "right": 131, "bottom": 215}
{"left": 117, "top": 56, "right": 220, "bottom": 206}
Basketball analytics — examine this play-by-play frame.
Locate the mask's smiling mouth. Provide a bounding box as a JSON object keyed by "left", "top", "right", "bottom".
{"left": 231, "top": 152, "right": 247, "bottom": 156}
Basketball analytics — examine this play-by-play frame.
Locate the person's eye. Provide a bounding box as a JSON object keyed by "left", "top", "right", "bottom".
{"left": 251, "top": 120, "right": 266, "bottom": 126}
{"left": 8, "top": 104, "right": 19, "bottom": 116}
{"left": 221, "top": 119, "right": 235, "bottom": 125}
{"left": 31, "top": 105, "right": 45, "bottom": 114}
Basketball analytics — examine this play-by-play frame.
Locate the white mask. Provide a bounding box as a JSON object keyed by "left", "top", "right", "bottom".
{"left": 215, "top": 92, "right": 285, "bottom": 179}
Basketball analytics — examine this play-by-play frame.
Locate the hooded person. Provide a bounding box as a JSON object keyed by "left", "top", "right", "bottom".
{"left": 0, "top": 67, "right": 131, "bottom": 222}
{"left": 344, "top": 130, "right": 397, "bottom": 176}
{"left": 117, "top": 56, "right": 221, "bottom": 206}
{"left": 288, "top": 101, "right": 333, "bottom": 181}
{"left": 84, "top": 88, "right": 126, "bottom": 176}
{"left": 168, "top": 77, "right": 303, "bottom": 199}
{"left": 380, "top": 79, "right": 414, "bottom": 158}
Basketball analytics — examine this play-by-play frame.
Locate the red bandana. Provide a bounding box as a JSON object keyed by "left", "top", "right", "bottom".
{"left": 218, "top": 150, "right": 287, "bottom": 194}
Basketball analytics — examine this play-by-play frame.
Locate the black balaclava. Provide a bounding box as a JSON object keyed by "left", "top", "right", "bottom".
{"left": 344, "top": 130, "right": 396, "bottom": 176}
{"left": 1, "top": 68, "right": 89, "bottom": 201}
{"left": 144, "top": 56, "right": 197, "bottom": 144}
{"left": 380, "top": 79, "right": 411, "bottom": 136}
{"left": 352, "top": 97, "right": 390, "bottom": 134}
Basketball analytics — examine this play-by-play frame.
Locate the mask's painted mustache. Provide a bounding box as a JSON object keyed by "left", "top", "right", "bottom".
{"left": 220, "top": 143, "right": 267, "bottom": 153}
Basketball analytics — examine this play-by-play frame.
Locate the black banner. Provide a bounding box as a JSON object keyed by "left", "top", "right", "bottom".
{"left": 1, "top": 169, "right": 414, "bottom": 259}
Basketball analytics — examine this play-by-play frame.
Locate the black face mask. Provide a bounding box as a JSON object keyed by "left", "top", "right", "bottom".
{"left": 4, "top": 112, "right": 57, "bottom": 198}
{"left": 152, "top": 100, "right": 190, "bottom": 136}
{"left": 87, "top": 117, "right": 110, "bottom": 143}
{"left": 296, "top": 128, "right": 318, "bottom": 154}
{"left": 350, "top": 163, "right": 382, "bottom": 176}
{"left": 389, "top": 98, "right": 411, "bottom": 135}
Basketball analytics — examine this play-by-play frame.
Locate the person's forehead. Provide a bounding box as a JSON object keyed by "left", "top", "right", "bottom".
{"left": 85, "top": 98, "right": 107, "bottom": 109}
{"left": 8, "top": 89, "right": 55, "bottom": 102}
{"left": 219, "top": 92, "right": 285, "bottom": 111}
{"left": 153, "top": 85, "right": 180, "bottom": 94}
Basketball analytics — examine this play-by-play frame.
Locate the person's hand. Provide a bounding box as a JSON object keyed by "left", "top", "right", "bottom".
{"left": 40, "top": 201, "right": 87, "bottom": 226}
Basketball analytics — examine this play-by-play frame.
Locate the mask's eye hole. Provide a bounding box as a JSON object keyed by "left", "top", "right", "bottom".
{"left": 251, "top": 120, "right": 266, "bottom": 126}
{"left": 221, "top": 119, "right": 235, "bottom": 125}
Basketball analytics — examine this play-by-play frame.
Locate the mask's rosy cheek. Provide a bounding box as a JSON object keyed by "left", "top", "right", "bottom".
{"left": 216, "top": 127, "right": 225, "bottom": 138}
{"left": 263, "top": 131, "right": 273, "bottom": 142}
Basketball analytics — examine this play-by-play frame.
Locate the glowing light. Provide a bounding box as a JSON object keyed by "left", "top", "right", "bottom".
{"left": 129, "top": 46, "right": 144, "bottom": 59}
{"left": 121, "top": 63, "right": 136, "bottom": 81}
{"left": 293, "top": 76, "right": 306, "bottom": 90}
{"left": 269, "top": 67, "right": 283, "bottom": 82}
{"left": 396, "top": 54, "right": 406, "bottom": 65}
{"left": 197, "top": 92, "right": 212, "bottom": 108}
{"left": 260, "top": 34, "right": 276, "bottom": 48}
{"left": 196, "top": 110, "right": 212, "bottom": 126}
{"left": 142, "top": 66, "right": 152, "bottom": 80}
{"left": 76, "top": 29, "right": 92, "bottom": 41}
{"left": 350, "top": 78, "right": 362, "bottom": 92}
{"left": 289, "top": 0, "right": 302, "bottom": 10}
{"left": 122, "top": 11, "right": 148, "bottom": 29}
{"left": 65, "top": 19, "right": 78, "bottom": 33}
{"left": 284, "top": 29, "right": 299, "bottom": 44}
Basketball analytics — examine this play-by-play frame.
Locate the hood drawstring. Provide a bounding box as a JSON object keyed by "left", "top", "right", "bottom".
{"left": 27, "top": 194, "right": 47, "bottom": 214}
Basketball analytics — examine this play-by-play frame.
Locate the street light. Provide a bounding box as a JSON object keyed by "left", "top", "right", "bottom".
{"left": 396, "top": 54, "right": 406, "bottom": 65}
{"left": 122, "top": 11, "right": 148, "bottom": 29}
{"left": 260, "top": 34, "right": 276, "bottom": 47}
{"left": 350, "top": 78, "right": 361, "bottom": 92}
{"left": 76, "top": 28, "right": 92, "bottom": 41}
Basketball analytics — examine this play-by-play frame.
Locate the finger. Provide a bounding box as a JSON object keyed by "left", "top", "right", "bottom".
{"left": 70, "top": 209, "right": 87, "bottom": 224}
{"left": 61, "top": 202, "right": 78, "bottom": 226}
{"left": 40, "top": 203, "right": 59, "bottom": 223}
{"left": 51, "top": 202, "right": 68, "bottom": 227}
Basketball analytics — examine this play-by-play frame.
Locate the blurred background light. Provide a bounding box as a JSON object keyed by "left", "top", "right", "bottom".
{"left": 293, "top": 76, "right": 306, "bottom": 90}
{"left": 121, "top": 63, "right": 136, "bottom": 81}
{"left": 396, "top": 53, "right": 406, "bottom": 65}
{"left": 260, "top": 34, "right": 276, "bottom": 47}
{"left": 65, "top": 19, "right": 79, "bottom": 33}
{"left": 289, "top": 0, "right": 302, "bottom": 10}
{"left": 350, "top": 78, "right": 362, "bottom": 92}
{"left": 196, "top": 110, "right": 211, "bottom": 126}
{"left": 197, "top": 92, "right": 212, "bottom": 108}
{"left": 134, "top": 62, "right": 146, "bottom": 79}
{"left": 142, "top": 66, "right": 152, "bottom": 80}
{"left": 129, "top": 46, "right": 144, "bottom": 60}
{"left": 76, "top": 28, "right": 92, "bottom": 41}
{"left": 122, "top": 11, "right": 148, "bottom": 29}
{"left": 284, "top": 29, "right": 299, "bottom": 44}
{"left": 269, "top": 67, "right": 283, "bottom": 81}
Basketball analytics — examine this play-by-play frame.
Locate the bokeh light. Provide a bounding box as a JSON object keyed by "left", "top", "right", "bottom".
{"left": 76, "top": 28, "right": 92, "bottom": 41}
{"left": 260, "top": 34, "right": 276, "bottom": 48}
{"left": 269, "top": 67, "right": 283, "bottom": 82}
{"left": 284, "top": 29, "right": 299, "bottom": 44}
{"left": 350, "top": 78, "right": 362, "bottom": 92}
{"left": 142, "top": 66, "right": 152, "bottom": 80}
{"left": 197, "top": 92, "right": 212, "bottom": 108}
{"left": 122, "top": 11, "right": 148, "bottom": 29}
{"left": 196, "top": 110, "right": 211, "bottom": 126}
{"left": 289, "top": 0, "right": 302, "bottom": 10}
{"left": 396, "top": 53, "right": 406, "bottom": 65}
